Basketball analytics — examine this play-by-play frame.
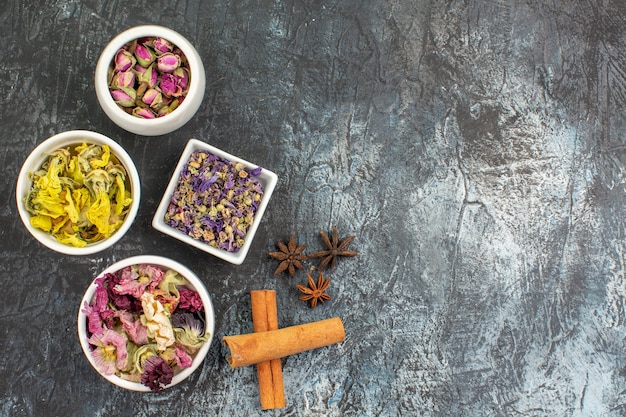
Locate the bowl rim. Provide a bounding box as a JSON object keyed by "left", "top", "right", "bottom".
{"left": 151, "top": 138, "right": 278, "bottom": 265}
{"left": 15, "top": 129, "right": 141, "bottom": 255}
{"left": 77, "top": 255, "right": 215, "bottom": 392}
{"left": 94, "top": 25, "right": 206, "bottom": 136}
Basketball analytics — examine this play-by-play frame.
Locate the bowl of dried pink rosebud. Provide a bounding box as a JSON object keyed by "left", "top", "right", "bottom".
{"left": 95, "top": 25, "right": 205, "bottom": 136}
{"left": 78, "top": 255, "right": 214, "bottom": 392}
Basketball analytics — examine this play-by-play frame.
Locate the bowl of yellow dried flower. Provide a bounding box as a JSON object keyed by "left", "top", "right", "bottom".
{"left": 16, "top": 130, "right": 141, "bottom": 255}
{"left": 78, "top": 255, "right": 214, "bottom": 392}
{"left": 95, "top": 25, "right": 206, "bottom": 136}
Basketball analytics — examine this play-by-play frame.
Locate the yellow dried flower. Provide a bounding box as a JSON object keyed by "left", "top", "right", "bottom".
{"left": 24, "top": 143, "right": 132, "bottom": 247}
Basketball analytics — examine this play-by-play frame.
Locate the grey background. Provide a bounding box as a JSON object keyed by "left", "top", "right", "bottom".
{"left": 1, "top": 0, "right": 625, "bottom": 416}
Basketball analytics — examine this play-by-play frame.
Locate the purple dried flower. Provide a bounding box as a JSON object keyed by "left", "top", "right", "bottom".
{"left": 89, "top": 329, "right": 128, "bottom": 376}
{"left": 163, "top": 151, "right": 264, "bottom": 252}
{"left": 92, "top": 276, "right": 110, "bottom": 312}
{"left": 140, "top": 356, "right": 174, "bottom": 393}
{"left": 115, "top": 310, "right": 149, "bottom": 345}
{"left": 102, "top": 271, "right": 142, "bottom": 313}
{"left": 171, "top": 311, "right": 209, "bottom": 352}
{"left": 178, "top": 287, "right": 204, "bottom": 312}
{"left": 82, "top": 301, "right": 104, "bottom": 336}
{"left": 113, "top": 264, "right": 164, "bottom": 298}
{"left": 175, "top": 345, "right": 193, "bottom": 368}
{"left": 172, "top": 311, "right": 204, "bottom": 331}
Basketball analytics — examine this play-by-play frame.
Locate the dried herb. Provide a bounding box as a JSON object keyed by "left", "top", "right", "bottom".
{"left": 268, "top": 235, "right": 307, "bottom": 278}
{"left": 308, "top": 226, "right": 359, "bottom": 270}
{"left": 164, "top": 150, "right": 264, "bottom": 253}
{"left": 25, "top": 143, "right": 133, "bottom": 247}
{"left": 297, "top": 271, "right": 331, "bottom": 308}
{"left": 82, "top": 264, "right": 210, "bottom": 392}
{"left": 109, "top": 36, "right": 190, "bottom": 118}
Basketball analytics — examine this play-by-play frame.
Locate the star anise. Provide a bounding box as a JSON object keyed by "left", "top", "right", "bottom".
{"left": 268, "top": 235, "right": 308, "bottom": 278}
{"left": 308, "top": 226, "right": 359, "bottom": 270}
{"left": 297, "top": 271, "right": 331, "bottom": 308}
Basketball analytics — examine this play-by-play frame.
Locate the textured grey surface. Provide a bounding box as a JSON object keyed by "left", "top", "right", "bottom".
{"left": 1, "top": 0, "right": 625, "bottom": 416}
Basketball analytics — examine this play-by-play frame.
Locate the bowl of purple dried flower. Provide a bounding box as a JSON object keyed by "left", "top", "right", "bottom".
{"left": 95, "top": 25, "right": 205, "bottom": 136}
{"left": 78, "top": 255, "right": 215, "bottom": 392}
{"left": 152, "top": 139, "right": 278, "bottom": 265}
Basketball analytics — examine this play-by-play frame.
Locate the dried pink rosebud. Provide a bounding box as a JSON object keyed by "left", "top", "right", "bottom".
{"left": 132, "top": 107, "right": 156, "bottom": 119}
{"left": 160, "top": 73, "right": 183, "bottom": 97}
{"left": 110, "top": 70, "right": 135, "bottom": 88}
{"left": 142, "top": 88, "right": 163, "bottom": 108}
{"left": 157, "top": 106, "right": 171, "bottom": 117}
{"left": 137, "top": 36, "right": 155, "bottom": 45}
{"left": 171, "top": 97, "right": 181, "bottom": 109}
{"left": 172, "top": 47, "right": 185, "bottom": 58}
{"left": 108, "top": 37, "right": 193, "bottom": 119}
{"left": 137, "top": 64, "right": 158, "bottom": 88}
{"left": 134, "top": 44, "right": 156, "bottom": 67}
{"left": 110, "top": 87, "right": 136, "bottom": 107}
{"left": 114, "top": 49, "right": 136, "bottom": 72}
{"left": 133, "top": 63, "right": 146, "bottom": 75}
{"left": 153, "top": 38, "right": 173, "bottom": 54}
{"left": 173, "top": 67, "right": 190, "bottom": 91}
{"left": 160, "top": 94, "right": 173, "bottom": 105}
{"left": 157, "top": 53, "right": 180, "bottom": 73}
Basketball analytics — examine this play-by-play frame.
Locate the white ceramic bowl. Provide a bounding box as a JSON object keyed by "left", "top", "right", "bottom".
{"left": 95, "top": 25, "right": 206, "bottom": 136}
{"left": 152, "top": 139, "right": 278, "bottom": 265}
{"left": 16, "top": 130, "right": 141, "bottom": 255}
{"left": 77, "top": 255, "right": 215, "bottom": 392}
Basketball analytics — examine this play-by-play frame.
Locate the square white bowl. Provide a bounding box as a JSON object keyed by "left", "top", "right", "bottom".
{"left": 152, "top": 139, "right": 278, "bottom": 265}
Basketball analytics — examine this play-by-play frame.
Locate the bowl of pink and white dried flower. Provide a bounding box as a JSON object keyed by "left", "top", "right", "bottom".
{"left": 95, "top": 25, "right": 206, "bottom": 136}
{"left": 77, "top": 255, "right": 214, "bottom": 392}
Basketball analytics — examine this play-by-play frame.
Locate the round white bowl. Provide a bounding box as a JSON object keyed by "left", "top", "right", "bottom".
{"left": 95, "top": 25, "right": 206, "bottom": 136}
{"left": 16, "top": 130, "right": 141, "bottom": 255}
{"left": 77, "top": 255, "right": 215, "bottom": 392}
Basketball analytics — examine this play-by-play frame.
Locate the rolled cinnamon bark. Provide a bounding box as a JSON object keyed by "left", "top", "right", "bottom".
{"left": 250, "top": 290, "right": 285, "bottom": 409}
{"left": 223, "top": 317, "right": 345, "bottom": 368}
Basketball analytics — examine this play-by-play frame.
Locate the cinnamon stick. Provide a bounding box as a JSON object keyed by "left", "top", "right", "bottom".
{"left": 223, "top": 317, "right": 345, "bottom": 368}
{"left": 250, "top": 290, "right": 285, "bottom": 409}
